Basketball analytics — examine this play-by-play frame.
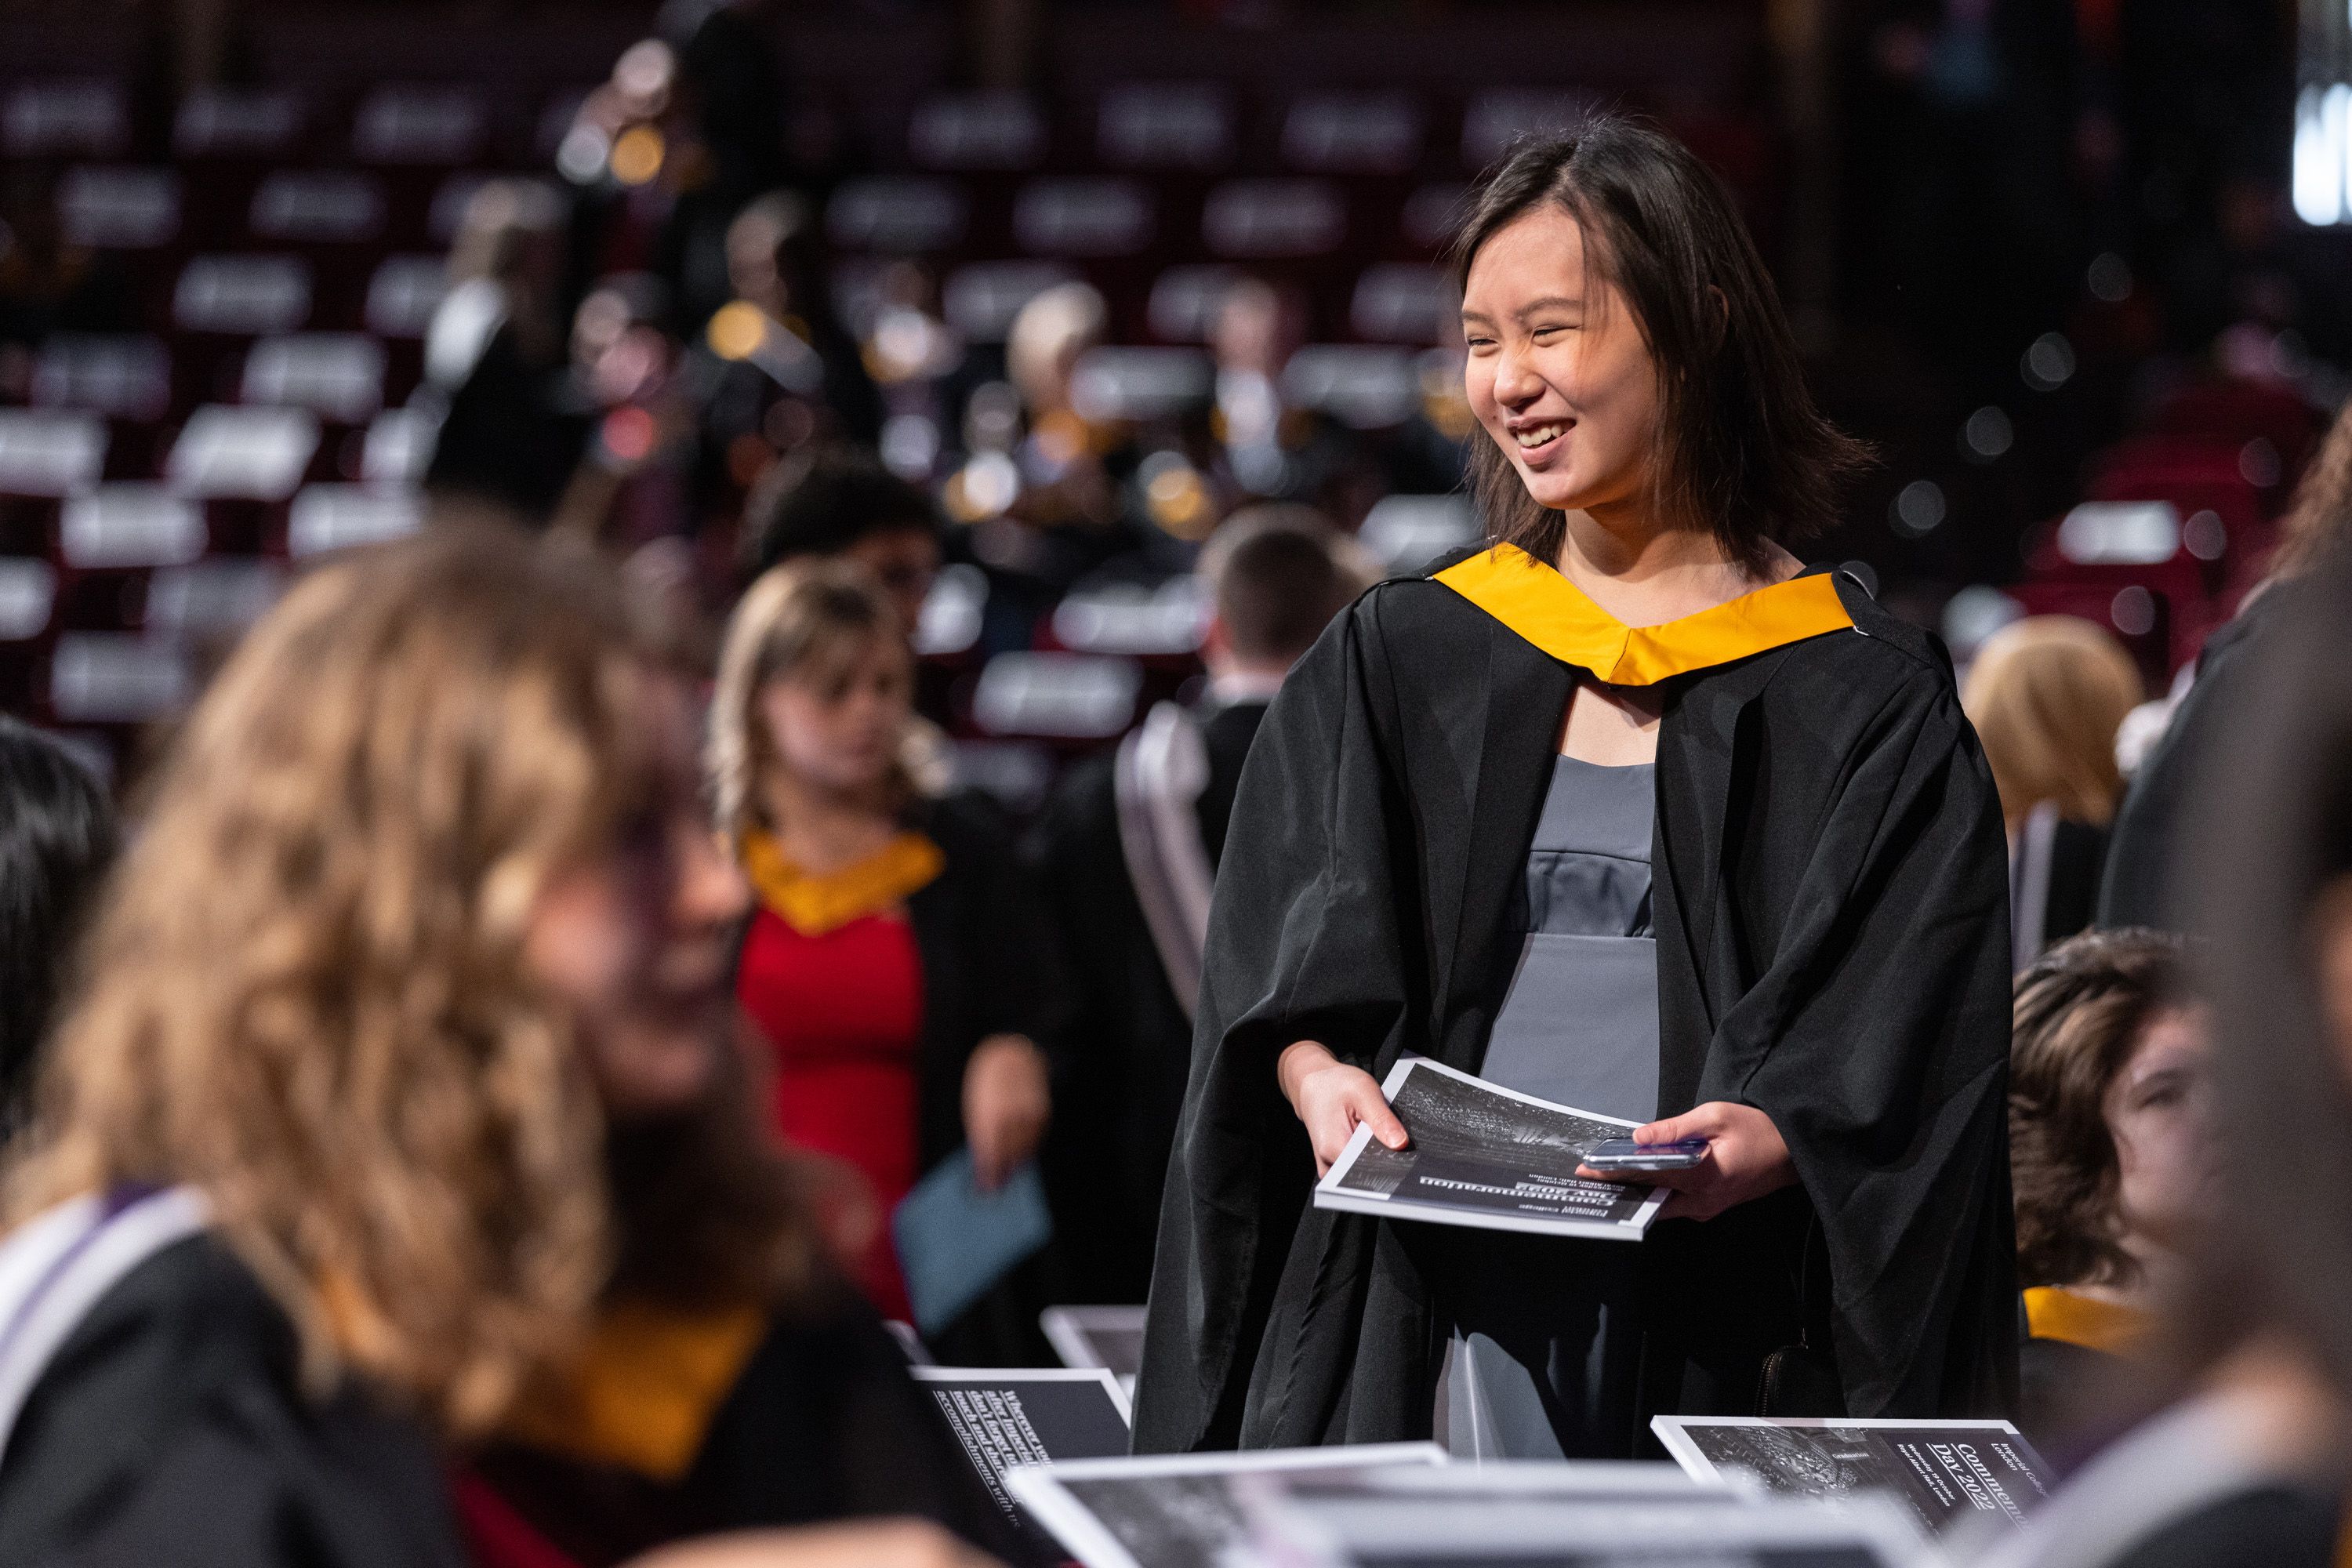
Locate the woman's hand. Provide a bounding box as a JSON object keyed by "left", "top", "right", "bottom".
{"left": 1278, "top": 1041, "right": 1408, "bottom": 1177}
{"left": 964, "top": 1033, "right": 1051, "bottom": 1190}
{"left": 1577, "top": 1101, "right": 1796, "bottom": 1221}
{"left": 626, "top": 1519, "right": 999, "bottom": 1568}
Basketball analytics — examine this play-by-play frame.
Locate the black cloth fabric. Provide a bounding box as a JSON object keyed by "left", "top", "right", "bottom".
{"left": 1133, "top": 555, "right": 2019, "bottom": 1454}
{"left": 1029, "top": 699, "right": 1269, "bottom": 1305}
{"left": 471, "top": 1279, "right": 1029, "bottom": 1568}
{"left": 2040, "top": 818, "right": 2107, "bottom": 954}
{"left": 2100, "top": 1485, "right": 2341, "bottom": 1568}
{"left": 423, "top": 325, "right": 592, "bottom": 523}
{"left": 2100, "top": 583, "right": 2296, "bottom": 931}
{"left": 902, "top": 790, "right": 1072, "bottom": 1180}
{"left": 0, "top": 1236, "right": 464, "bottom": 1568}
{"left": 2017, "top": 1332, "right": 2125, "bottom": 1453}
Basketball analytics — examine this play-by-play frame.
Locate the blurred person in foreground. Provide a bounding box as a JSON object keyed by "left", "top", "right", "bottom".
{"left": 0, "top": 719, "right": 115, "bottom": 1144}
{"left": 2100, "top": 398, "right": 2352, "bottom": 930}
{"left": 1962, "top": 616, "right": 2144, "bottom": 967}
{"left": 1028, "top": 506, "right": 1374, "bottom": 1305}
{"left": 713, "top": 561, "right": 1065, "bottom": 1363}
{"left": 1978, "top": 559, "right": 2352, "bottom": 1568}
{"left": 0, "top": 530, "right": 1010, "bottom": 1568}
{"left": 2007, "top": 929, "right": 2213, "bottom": 1448}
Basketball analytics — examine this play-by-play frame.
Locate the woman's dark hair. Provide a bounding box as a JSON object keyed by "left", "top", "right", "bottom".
{"left": 2009, "top": 927, "right": 2191, "bottom": 1290}
{"left": 1450, "top": 116, "right": 1867, "bottom": 573}
{"left": 0, "top": 717, "right": 117, "bottom": 1136}
{"left": 740, "top": 443, "right": 943, "bottom": 582}
{"left": 2188, "top": 543, "right": 2352, "bottom": 1398}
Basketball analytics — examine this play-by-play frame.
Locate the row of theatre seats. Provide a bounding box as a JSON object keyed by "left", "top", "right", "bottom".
{"left": 6, "top": 62, "right": 1647, "bottom": 771}
{"left": 1998, "top": 378, "right": 2321, "bottom": 681}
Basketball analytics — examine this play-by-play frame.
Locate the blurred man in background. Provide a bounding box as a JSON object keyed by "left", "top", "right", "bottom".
{"left": 1029, "top": 506, "right": 1372, "bottom": 1304}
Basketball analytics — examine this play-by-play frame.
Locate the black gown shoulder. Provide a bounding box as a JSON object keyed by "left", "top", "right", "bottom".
{"left": 0, "top": 1236, "right": 463, "bottom": 1568}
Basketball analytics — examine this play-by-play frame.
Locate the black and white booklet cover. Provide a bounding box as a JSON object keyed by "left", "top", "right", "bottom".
{"left": 1000, "top": 1443, "right": 1446, "bottom": 1568}
{"left": 1652, "top": 1416, "right": 2055, "bottom": 1536}
{"left": 1314, "top": 1056, "right": 1667, "bottom": 1239}
{"left": 911, "top": 1367, "right": 1132, "bottom": 1555}
{"left": 1256, "top": 1486, "right": 1925, "bottom": 1568}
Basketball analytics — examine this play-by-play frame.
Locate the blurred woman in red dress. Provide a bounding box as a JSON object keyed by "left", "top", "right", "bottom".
{"left": 711, "top": 561, "right": 1063, "bottom": 1362}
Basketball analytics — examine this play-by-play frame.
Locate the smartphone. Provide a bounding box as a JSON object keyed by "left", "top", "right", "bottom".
{"left": 1581, "top": 1137, "right": 1708, "bottom": 1173}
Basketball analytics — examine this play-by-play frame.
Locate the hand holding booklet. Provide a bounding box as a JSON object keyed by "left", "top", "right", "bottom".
{"left": 1313, "top": 1056, "right": 1668, "bottom": 1240}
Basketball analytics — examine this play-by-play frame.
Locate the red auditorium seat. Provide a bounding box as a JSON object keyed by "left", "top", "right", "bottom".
{"left": 250, "top": 170, "right": 389, "bottom": 249}
{"left": 286, "top": 482, "right": 423, "bottom": 558}
{"left": 174, "top": 255, "right": 315, "bottom": 338}
{"left": 1350, "top": 263, "right": 1452, "bottom": 343}
{"left": 970, "top": 649, "right": 1142, "bottom": 742}
{"left": 942, "top": 262, "right": 1081, "bottom": 345}
{"left": 2, "top": 80, "right": 129, "bottom": 160}
{"left": 0, "top": 557, "right": 56, "bottom": 644}
{"left": 0, "top": 411, "right": 108, "bottom": 503}
{"left": 1459, "top": 89, "right": 1593, "bottom": 171}
{"left": 60, "top": 485, "right": 207, "bottom": 572}
{"left": 2146, "top": 378, "right": 2320, "bottom": 493}
{"left": 909, "top": 93, "right": 1047, "bottom": 173}
{"left": 1280, "top": 91, "right": 1424, "bottom": 176}
{"left": 1281, "top": 344, "right": 1420, "bottom": 430}
{"left": 145, "top": 557, "right": 285, "bottom": 647}
{"left": 1145, "top": 264, "right": 1240, "bottom": 343}
{"left": 1095, "top": 83, "right": 1235, "bottom": 172}
{"left": 1202, "top": 179, "right": 1346, "bottom": 260}
{"left": 1400, "top": 183, "right": 1469, "bottom": 255}
{"left": 31, "top": 336, "right": 172, "bottom": 425}
{"left": 57, "top": 167, "right": 183, "bottom": 252}
{"left": 1013, "top": 177, "right": 1156, "bottom": 259}
{"left": 240, "top": 333, "right": 387, "bottom": 426}
{"left": 47, "top": 632, "right": 192, "bottom": 725}
{"left": 1359, "top": 493, "right": 1477, "bottom": 575}
{"left": 826, "top": 177, "right": 969, "bottom": 256}
{"left": 1068, "top": 347, "right": 1212, "bottom": 423}
{"left": 353, "top": 85, "right": 489, "bottom": 168}
{"left": 172, "top": 87, "right": 303, "bottom": 162}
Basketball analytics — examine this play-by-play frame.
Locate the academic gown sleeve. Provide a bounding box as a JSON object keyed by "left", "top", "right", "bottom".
{"left": 1683, "top": 663, "right": 2017, "bottom": 1419}
{"left": 1133, "top": 593, "right": 1414, "bottom": 1453}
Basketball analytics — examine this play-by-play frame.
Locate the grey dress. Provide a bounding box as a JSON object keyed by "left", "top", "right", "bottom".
{"left": 1438, "top": 753, "right": 1659, "bottom": 1459}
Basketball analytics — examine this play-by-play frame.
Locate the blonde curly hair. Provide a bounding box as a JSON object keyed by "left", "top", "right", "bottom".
{"left": 6, "top": 525, "right": 804, "bottom": 1437}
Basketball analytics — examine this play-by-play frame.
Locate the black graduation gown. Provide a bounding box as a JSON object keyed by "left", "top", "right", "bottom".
{"left": 2098, "top": 579, "right": 2302, "bottom": 931}
{"left": 1133, "top": 556, "right": 2019, "bottom": 1453}
{"left": 469, "top": 1276, "right": 1030, "bottom": 1567}
{"left": 1029, "top": 699, "right": 1269, "bottom": 1305}
{"left": 0, "top": 1236, "right": 464, "bottom": 1568}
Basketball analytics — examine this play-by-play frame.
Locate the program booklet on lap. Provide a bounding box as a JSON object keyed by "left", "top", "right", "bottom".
{"left": 1651, "top": 1416, "right": 2056, "bottom": 1536}
{"left": 913, "top": 1367, "right": 1131, "bottom": 1559}
{"left": 1314, "top": 1056, "right": 1666, "bottom": 1240}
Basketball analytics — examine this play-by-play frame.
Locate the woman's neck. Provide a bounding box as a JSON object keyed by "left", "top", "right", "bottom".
{"left": 759, "top": 771, "right": 896, "bottom": 875}
{"left": 1555, "top": 503, "right": 1802, "bottom": 627}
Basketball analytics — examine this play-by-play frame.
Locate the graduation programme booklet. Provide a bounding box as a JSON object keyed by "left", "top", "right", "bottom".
{"left": 1314, "top": 1056, "right": 1668, "bottom": 1240}
{"left": 1651, "top": 1416, "right": 2056, "bottom": 1535}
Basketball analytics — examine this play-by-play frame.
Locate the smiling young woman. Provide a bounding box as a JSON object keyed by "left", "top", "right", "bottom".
{"left": 1134, "top": 117, "right": 2019, "bottom": 1460}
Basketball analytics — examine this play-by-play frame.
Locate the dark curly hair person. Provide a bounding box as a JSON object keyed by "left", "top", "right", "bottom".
{"left": 2008, "top": 929, "right": 2212, "bottom": 1443}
